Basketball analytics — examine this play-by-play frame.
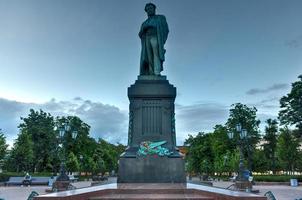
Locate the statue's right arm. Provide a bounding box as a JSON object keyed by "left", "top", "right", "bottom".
{"left": 139, "top": 22, "right": 147, "bottom": 39}
{"left": 139, "top": 29, "right": 143, "bottom": 38}
{"left": 139, "top": 27, "right": 145, "bottom": 39}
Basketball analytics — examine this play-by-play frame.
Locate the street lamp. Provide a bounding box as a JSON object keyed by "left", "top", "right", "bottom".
{"left": 227, "top": 123, "right": 247, "bottom": 182}
{"left": 223, "top": 155, "right": 228, "bottom": 167}
{"left": 54, "top": 121, "right": 78, "bottom": 190}
{"left": 79, "top": 154, "right": 84, "bottom": 177}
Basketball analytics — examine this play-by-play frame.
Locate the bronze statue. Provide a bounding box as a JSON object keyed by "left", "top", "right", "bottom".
{"left": 139, "top": 3, "right": 169, "bottom": 76}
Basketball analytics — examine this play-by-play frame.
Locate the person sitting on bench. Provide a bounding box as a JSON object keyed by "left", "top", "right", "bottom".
{"left": 23, "top": 172, "right": 32, "bottom": 186}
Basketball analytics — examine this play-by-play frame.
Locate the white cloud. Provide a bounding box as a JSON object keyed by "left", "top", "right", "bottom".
{"left": 1, "top": 97, "right": 230, "bottom": 147}
{"left": 246, "top": 83, "right": 289, "bottom": 95}
{"left": 0, "top": 97, "right": 280, "bottom": 147}
{"left": 0, "top": 97, "right": 128, "bottom": 146}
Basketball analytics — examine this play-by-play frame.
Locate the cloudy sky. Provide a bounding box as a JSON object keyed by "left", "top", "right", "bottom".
{"left": 0, "top": 0, "right": 301, "bottom": 146}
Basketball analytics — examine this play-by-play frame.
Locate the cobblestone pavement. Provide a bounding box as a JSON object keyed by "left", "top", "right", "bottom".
{"left": 0, "top": 179, "right": 115, "bottom": 200}
{"left": 255, "top": 185, "right": 302, "bottom": 200}
{"left": 211, "top": 181, "right": 302, "bottom": 200}
{"left": 0, "top": 185, "right": 49, "bottom": 200}
{"left": 0, "top": 179, "right": 301, "bottom": 200}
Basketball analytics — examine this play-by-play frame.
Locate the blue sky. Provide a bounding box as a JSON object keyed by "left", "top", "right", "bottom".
{"left": 0, "top": 0, "right": 301, "bottom": 146}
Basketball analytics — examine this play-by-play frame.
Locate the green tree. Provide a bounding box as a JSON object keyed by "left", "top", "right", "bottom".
{"left": 115, "top": 143, "right": 126, "bottom": 156}
{"left": 210, "top": 125, "right": 232, "bottom": 158}
{"left": 66, "top": 152, "right": 80, "bottom": 173}
{"left": 210, "top": 125, "right": 233, "bottom": 175}
{"left": 93, "top": 139, "right": 126, "bottom": 174}
{"left": 92, "top": 146, "right": 106, "bottom": 174}
{"left": 226, "top": 103, "right": 261, "bottom": 173}
{"left": 253, "top": 149, "right": 268, "bottom": 173}
{"left": 263, "top": 119, "right": 278, "bottom": 174}
{"left": 9, "top": 132, "right": 34, "bottom": 172}
{"left": 55, "top": 116, "right": 95, "bottom": 166}
{"left": 0, "top": 129, "right": 8, "bottom": 164}
{"left": 279, "top": 75, "right": 302, "bottom": 138}
{"left": 228, "top": 150, "right": 240, "bottom": 173}
{"left": 83, "top": 157, "right": 97, "bottom": 175}
{"left": 276, "top": 127, "right": 300, "bottom": 174}
{"left": 296, "top": 151, "right": 302, "bottom": 172}
{"left": 101, "top": 139, "right": 118, "bottom": 171}
{"left": 185, "top": 132, "right": 214, "bottom": 177}
{"left": 19, "top": 109, "right": 56, "bottom": 172}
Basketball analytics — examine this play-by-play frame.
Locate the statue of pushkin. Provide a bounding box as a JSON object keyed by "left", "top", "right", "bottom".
{"left": 139, "top": 3, "right": 169, "bottom": 76}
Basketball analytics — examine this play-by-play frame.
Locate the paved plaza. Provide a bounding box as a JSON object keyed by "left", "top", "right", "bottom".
{"left": 0, "top": 179, "right": 302, "bottom": 200}
{"left": 212, "top": 181, "right": 302, "bottom": 200}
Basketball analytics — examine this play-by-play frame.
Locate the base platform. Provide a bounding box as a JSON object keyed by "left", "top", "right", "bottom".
{"left": 34, "top": 183, "right": 266, "bottom": 200}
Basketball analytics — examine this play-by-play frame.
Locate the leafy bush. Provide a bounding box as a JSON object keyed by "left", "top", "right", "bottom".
{"left": 212, "top": 174, "right": 302, "bottom": 182}
{"left": 253, "top": 175, "right": 302, "bottom": 182}
{"left": 212, "top": 175, "right": 230, "bottom": 181}
{"left": 0, "top": 172, "right": 23, "bottom": 182}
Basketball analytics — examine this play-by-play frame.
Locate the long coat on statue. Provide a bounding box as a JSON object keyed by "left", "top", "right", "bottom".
{"left": 139, "top": 15, "right": 169, "bottom": 75}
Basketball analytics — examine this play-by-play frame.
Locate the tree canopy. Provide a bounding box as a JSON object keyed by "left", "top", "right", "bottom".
{"left": 279, "top": 75, "right": 302, "bottom": 137}
{"left": 0, "top": 130, "right": 8, "bottom": 168}
{"left": 3, "top": 109, "right": 126, "bottom": 175}
{"left": 184, "top": 101, "right": 302, "bottom": 176}
{"left": 226, "top": 103, "right": 261, "bottom": 172}
{"left": 263, "top": 119, "right": 278, "bottom": 174}
{"left": 18, "top": 109, "right": 56, "bottom": 172}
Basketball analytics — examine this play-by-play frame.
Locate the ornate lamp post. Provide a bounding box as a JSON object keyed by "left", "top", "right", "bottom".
{"left": 54, "top": 121, "right": 78, "bottom": 191}
{"left": 228, "top": 123, "right": 251, "bottom": 191}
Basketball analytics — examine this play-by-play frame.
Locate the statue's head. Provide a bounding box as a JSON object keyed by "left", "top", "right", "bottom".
{"left": 145, "top": 3, "right": 156, "bottom": 16}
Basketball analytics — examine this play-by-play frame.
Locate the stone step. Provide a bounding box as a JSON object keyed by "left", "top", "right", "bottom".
{"left": 109, "top": 189, "right": 195, "bottom": 194}
{"left": 89, "top": 193, "right": 214, "bottom": 200}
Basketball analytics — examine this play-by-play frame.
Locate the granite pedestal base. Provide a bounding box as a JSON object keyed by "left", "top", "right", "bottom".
{"left": 52, "top": 180, "right": 70, "bottom": 192}
{"left": 118, "top": 156, "right": 186, "bottom": 183}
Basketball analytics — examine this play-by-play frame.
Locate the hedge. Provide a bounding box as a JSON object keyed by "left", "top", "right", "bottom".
{"left": 253, "top": 175, "right": 302, "bottom": 182}
{"left": 212, "top": 175, "right": 302, "bottom": 182}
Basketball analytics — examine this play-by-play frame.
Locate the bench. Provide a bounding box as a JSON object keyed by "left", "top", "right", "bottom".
{"left": 92, "top": 175, "right": 108, "bottom": 182}
{"left": 30, "top": 177, "right": 50, "bottom": 185}
{"left": 5, "top": 177, "right": 24, "bottom": 186}
{"left": 5, "top": 176, "right": 50, "bottom": 186}
{"left": 68, "top": 175, "right": 78, "bottom": 182}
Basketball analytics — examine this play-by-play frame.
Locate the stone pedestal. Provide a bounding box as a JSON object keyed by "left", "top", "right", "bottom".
{"left": 235, "top": 181, "right": 253, "bottom": 191}
{"left": 127, "top": 76, "right": 176, "bottom": 149}
{"left": 52, "top": 180, "right": 70, "bottom": 192}
{"left": 118, "top": 75, "right": 186, "bottom": 183}
{"left": 118, "top": 156, "right": 186, "bottom": 183}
